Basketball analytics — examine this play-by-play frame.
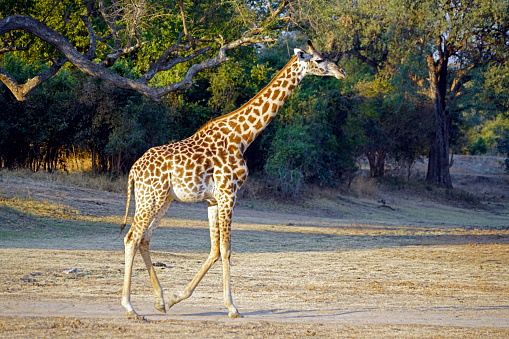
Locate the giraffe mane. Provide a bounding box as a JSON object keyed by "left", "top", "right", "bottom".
{"left": 192, "top": 55, "right": 299, "bottom": 136}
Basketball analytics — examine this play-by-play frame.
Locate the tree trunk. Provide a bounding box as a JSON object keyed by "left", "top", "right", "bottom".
{"left": 366, "top": 150, "right": 386, "bottom": 178}
{"left": 425, "top": 54, "right": 453, "bottom": 188}
{"left": 91, "top": 145, "right": 97, "bottom": 174}
{"left": 375, "top": 150, "right": 386, "bottom": 178}
{"left": 117, "top": 150, "right": 122, "bottom": 175}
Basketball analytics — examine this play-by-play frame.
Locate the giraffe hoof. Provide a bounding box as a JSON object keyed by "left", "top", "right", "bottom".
{"left": 126, "top": 310, "right": 139, "bottom": 318}
{"left": 126, "top": 311, "right": 147, "bottom": 321}
{"left": 155, "top": 303, "right": 166, "bottom": 314}
{"left": 228, "top": 311, "right": 243, "bottom": 319}
{"left": 168, "top": 294, "right": 178, "bottom": 309}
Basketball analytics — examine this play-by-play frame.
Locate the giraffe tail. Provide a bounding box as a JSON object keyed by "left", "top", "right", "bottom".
{"left": 119, "top": 169, "right": 134, "bottom": 237}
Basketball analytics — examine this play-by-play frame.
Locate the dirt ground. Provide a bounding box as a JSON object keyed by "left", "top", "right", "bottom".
{"left": 0, "top": 160, "right": 508, "bottom": 338}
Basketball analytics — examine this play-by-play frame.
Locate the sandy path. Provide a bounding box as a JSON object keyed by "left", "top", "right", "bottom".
{"left": 1, "top": 173, "right": 509, "bottom": 337}
{"left": 1, "top": 245, "right": 508, "bottom": 337}
{"left": 1, "top": 297, "right": 508, "bottom": 328}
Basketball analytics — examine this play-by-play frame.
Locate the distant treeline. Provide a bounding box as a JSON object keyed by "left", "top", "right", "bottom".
{"left": 1, "top": 40, "right": 508, "bottom": 195}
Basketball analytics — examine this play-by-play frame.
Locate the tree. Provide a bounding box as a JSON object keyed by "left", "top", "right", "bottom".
{"left": 417, "top": 0, "right": 509, "bottom": 188}
{"left": 297, "top": 0, "right": 509, "bottom": 187}
{"left": 0, "top": 0, "right": 293, "bottom": 101}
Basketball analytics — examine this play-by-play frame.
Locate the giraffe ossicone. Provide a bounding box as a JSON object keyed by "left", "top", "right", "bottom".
{"left": 120, "top": 40, "right": 346, "bottom": 318}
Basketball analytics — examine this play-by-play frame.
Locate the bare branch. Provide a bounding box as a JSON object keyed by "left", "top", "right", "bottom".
{"left": 266, "top": 0, "right": 275, "bottom": 14}
{"left": 0, "top": 58, "right": 66, "bottom": 101}
{"left": 0, "top": 0, "right": 290, "bottom": 102}
{"left": 178, "top": 0, "right": 194, "bottom": 45}
{"left": 81, "top": 15, "right": 97, "bottom": 60}
{"left": 445, "top": 66, "right": 474, "bottom": 111}
{"left": 138, "top": 42, "right": 211, "bottom": 85}
{"left": 98, "top": 0, "right": 120, "bottom": 42}
{"left": 150, "top": 36, "right": 280, "bottom": 99}
{"left": 101, "top": 40, "right": 149, "bottom": 67}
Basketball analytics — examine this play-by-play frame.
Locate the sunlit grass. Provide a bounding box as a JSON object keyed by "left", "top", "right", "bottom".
{"left": 229, "top": 221, "right": 509, "bottom": 237}
{"left": 2, "top": 192, "right": 508, "bottom": 240}
{"left": 0, "top": 196, "right": 82, "bottom": 220}
{"left": 0, "top": 196, "right": 121, "bottom": 244}
{"left": 0, "top": 196, "right": 123, "bottom": 223}
{"left": 0, "top": 168, "right": 128, "bottom": 194}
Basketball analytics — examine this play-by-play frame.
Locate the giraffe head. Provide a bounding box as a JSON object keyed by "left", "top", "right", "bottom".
{"left": 294, "top": 40, "right": 346, "bottom": 80}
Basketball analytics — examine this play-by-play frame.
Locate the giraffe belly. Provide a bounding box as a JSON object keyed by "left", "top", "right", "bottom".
{"left": 169, "top": 180, "right": 214, "bottom": 203}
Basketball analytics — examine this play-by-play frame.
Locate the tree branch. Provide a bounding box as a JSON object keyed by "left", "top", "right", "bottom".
{"left": 178, "top": 0, "right": 194, "bottom": 46}
{"left": 0, "top": 31, "right": 34, "bottom": 54}
{"left": 81, "top": 15, "right": 97, "bottom": 60}
{"left": 0, "top": 14, "right": 285, "bottom": 101}
{"left": 354, "top": 50, "right": 379, "bottom": 69}
{"left": 138, "top": 42, "right": 211, "bottom": 85}
{"left": 0, "top": 58, "right": 66, "bottom": 101}
{"left": 445, "top": 66, "right": 473, "bottom": 112}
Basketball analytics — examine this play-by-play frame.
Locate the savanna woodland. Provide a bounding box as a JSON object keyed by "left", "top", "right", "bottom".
{"left": 1, "top": 0, "right": 509, "bottom": 195}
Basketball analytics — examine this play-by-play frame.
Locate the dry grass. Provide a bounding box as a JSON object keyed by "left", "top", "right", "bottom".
{"left": 0, "top": 245, "right": 508, "bottom": 337}
{"left": 349, "top": 175, "right": 381, "bottom": 197}
{"left": 0, "top": 167, "right": 508, "bottom": 337}
{"left": 0, "top": 168, "right": 128, "bottom": 194}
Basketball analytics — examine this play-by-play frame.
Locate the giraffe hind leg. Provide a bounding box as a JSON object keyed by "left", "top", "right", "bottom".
{"left": 139, "top": 198, "right": 172, "bottom": 314}
{"left": 122, "top": 199, "right": 170, "bottom": 318}
{"left": 122, "top": 222, "right": 143, "bottom": 318}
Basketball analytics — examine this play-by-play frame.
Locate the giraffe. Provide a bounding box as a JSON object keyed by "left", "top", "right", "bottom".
{"left": 120, "top": 40, "right": 346, "bottom": 318}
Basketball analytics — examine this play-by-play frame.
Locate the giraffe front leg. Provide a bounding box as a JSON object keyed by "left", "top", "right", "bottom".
{"left": 221, "top": 247, "right": 242, "bottom": 318}
{"left": 168, "top": 201, "right": 221, "bottom": 309}
{"left": 218, "top": 199, "right": 243, "bottom": 318}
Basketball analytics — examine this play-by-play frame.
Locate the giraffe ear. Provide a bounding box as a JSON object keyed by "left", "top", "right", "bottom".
{"left": 294, "top": 48, "right": 312, "bottom": 61}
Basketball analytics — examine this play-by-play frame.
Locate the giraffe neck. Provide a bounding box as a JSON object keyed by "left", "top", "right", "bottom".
{"left": 194, "top": 55, "right": 306, "bottom": 149}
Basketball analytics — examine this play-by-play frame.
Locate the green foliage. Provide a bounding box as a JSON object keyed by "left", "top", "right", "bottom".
{"left": 468, "top": 137, "right": 489, "bottom": 155}
{"left": 301, "top": 0, "right": 509, "bottom": 186}
{"left": 0, "top": 0, "right": 89, "bottom": 63}
{"left": 264, "top": 124, "right": 312, "bottom": 196}
{"left": 482, "top": 62, "right": 509, "bottom": 115}
{"left": 3, "top": 0, "right": 509, "bottom": 193}
{"left": 208, "top": 60, "right": 249, "bottom": 114}
{"left": 263, "top": 73, "right": 358, "bottom": 196}
{"left": 460, "top": 62, "right": 509, "bottom": 156}
{"left": 0, "top": 54, "right": 170, "bottom": 173}
{"left": 0, "top": 56, "right": 80, "bottom": 171}
{"left": 0, "top": 53, "right": 50, "bottom": 83}
{"left": 479, "top": 115, "right": 509, "bottom": 152}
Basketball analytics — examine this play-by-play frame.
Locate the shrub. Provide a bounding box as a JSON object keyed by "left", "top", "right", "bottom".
{"left": 469, "top": 137, "right": 489, "bottom": 155}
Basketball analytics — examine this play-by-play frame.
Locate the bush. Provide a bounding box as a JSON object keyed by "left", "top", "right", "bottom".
{"left": 469, "top": 137, "right": 489, "bottom": 155}
{"left": 264, "top": 124, "right": 313, "bottom": 197}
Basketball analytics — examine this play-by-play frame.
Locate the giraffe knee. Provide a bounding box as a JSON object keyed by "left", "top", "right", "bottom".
{"left": 220, "top": 248, "right": 231, "bottom": 261}
{"left": 139, "top": 241, "right": 149, "bottom": 252}
{"left": 211, "top": 248, "right": 220, "bottom": 262}
{"left": 125, "top": 229, "right": 142, "bottom": 249}
{"left": 124, "top": 230, "right": 133, "bottom": 246}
